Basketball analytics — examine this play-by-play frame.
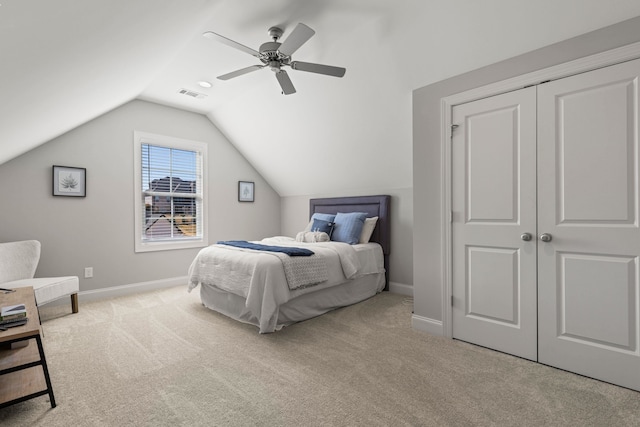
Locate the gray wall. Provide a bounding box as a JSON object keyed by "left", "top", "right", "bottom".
{"left": 0, "top": 100, "right": 280, "bottom": 292}
{"left": 281, "top": 188, "right": 413, "bottom": 291}
{"left": 412, "top": 16, "right": 640, "bottom": 327}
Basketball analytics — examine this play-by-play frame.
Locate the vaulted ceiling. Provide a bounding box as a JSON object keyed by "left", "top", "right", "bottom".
{"left": 2, "top": 1, "right": 640, "bottom": 196}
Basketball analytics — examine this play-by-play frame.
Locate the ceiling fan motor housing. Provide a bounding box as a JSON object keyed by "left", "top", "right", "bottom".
{"left": 259, "top": 41, "right": 291, "bottom": 71}
{"left": 259, "top": 41, "right": 282, "bottom": 57}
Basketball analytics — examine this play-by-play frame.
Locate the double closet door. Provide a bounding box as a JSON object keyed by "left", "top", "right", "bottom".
{"left": 451, "top": 57, "right": 640, "bottom": 391}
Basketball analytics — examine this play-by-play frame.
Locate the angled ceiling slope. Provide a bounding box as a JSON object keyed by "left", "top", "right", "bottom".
{"left": 0, "top": 0, "right": 216, "bottom": 165}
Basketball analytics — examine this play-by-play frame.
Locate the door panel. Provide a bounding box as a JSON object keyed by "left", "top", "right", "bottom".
{"left": 466, "top": 245, "right": 519, "bottom": 325}
{"left": 556, "top": 76, "right": 637, "bottom": 224}
{"left": 558, "top": 253, "right": 637, "bottom": 352}
{"left": 452, "top": 87, "right": 538, "bottom": 361}
{"left": 466, "top": 107, "right": 520, "bottom": 222}
{"left": 538, "top": 58, "right": 640, "bottom": 390}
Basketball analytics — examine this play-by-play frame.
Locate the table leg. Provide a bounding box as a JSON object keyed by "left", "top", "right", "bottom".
{"left": 35, "top": 335, "right": 56, "bottom": 408}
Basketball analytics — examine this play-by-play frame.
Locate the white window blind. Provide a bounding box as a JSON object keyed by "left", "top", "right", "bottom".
{"left": 134, "top": 132, "right": 208, "bottom": 252}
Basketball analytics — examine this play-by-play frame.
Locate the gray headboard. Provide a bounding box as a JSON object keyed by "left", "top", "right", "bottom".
{"left": 309, "top": 195, "right": 390, "bottom": 290}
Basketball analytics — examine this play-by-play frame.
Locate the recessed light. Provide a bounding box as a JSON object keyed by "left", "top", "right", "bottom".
{"left": 197, "top": 81, "right": 212, "bottom": 88}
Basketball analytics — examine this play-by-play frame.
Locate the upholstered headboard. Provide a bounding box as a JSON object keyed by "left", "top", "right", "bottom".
{"left": 309, "top": 195, "right": 391, "bottom": 290}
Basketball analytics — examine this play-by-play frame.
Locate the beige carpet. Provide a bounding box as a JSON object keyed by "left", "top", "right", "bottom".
{"left": 1, "top": 286, "right": 639, "bottom": 426}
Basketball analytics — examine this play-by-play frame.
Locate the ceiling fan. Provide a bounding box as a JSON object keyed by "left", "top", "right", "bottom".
{"left": 202, "top": 23, "right": 346, "bottom": 95}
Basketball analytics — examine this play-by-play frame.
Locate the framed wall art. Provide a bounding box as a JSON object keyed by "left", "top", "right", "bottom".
{"left": 238, "top": 181, "right": 254, "bottom": 202}
{"left": 53, "top": 165, "right": 86, "bottom": 197}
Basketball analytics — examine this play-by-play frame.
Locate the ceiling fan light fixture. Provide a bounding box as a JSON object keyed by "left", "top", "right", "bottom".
{"left": 197, "top": 81, "right": 212, "bottom": 88}
{"left": 268, "top": 61, "right": 281, "bottom": 72}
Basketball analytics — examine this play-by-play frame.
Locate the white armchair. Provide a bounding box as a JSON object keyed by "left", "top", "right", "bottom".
{"left": 0, "top": 240, "right": 79, "bottom": 313}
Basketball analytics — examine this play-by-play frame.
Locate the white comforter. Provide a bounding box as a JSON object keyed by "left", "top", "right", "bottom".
{"left": 187, "top": 237, "right": 383, "bottom": 332}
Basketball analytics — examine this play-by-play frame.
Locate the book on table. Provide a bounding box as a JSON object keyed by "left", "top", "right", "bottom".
{"left": 1, "top": 303, "right": 27, "bottom": 321}
{"left": 0, "top": 317, "right": 28, "bottom": 329}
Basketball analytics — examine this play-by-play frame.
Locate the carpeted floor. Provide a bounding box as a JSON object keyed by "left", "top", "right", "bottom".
{"left": 1, "top": 286, "right": 639, "bottom": 426}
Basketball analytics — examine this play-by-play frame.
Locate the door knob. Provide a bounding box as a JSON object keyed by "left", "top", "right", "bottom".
{"left": 520, "top": 233, "right": 532, "bottom": 241}
{"left": 539, "top": 233, "right": 552, "bottom": 242}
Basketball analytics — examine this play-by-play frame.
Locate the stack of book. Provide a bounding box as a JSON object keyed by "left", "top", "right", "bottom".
{"left": 0, "top": 303, "right": 28, "bottom": 329}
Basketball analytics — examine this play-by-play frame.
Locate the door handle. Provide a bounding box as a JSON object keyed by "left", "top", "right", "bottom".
{"left": 521, "top": 233, "right": 532, "bottom": 241}
{"left": 539, "top": 233, "right": 552, "bottom": 242}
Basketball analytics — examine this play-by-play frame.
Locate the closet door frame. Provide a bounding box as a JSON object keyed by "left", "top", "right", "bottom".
{"left": 440, "top": 40, "right": 640, "bottom": 338}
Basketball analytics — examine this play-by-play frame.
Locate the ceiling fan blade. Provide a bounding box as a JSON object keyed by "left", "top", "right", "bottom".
{"left": 290, "top": 61, "right": 346, "bottom": 78}
{"left": 278, "top": 23, "right": 315, "bottom": 56}
{"left": 217, "top": 65, "right": 265, "bottom": 80}
{"left": 275, "top": 70, "right": 296, "bottom": 95}
{"left": 203, "top": 31, "right": 260, "bottom": 58}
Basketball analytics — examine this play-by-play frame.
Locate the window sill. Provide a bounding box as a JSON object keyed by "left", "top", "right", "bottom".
{"left": 134, "top": 238, "right": 208, "bottom": 253}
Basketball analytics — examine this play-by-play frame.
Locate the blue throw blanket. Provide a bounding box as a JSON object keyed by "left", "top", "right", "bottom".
{"left": 217, "top": 240, "right": 314, "bottom": 256}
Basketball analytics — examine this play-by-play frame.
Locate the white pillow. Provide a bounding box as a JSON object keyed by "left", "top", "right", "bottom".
{"left": 359, "top": 216, "right": 378, "bottom": 243}
{"left": 295, "top": 231, "right": 330, "bottom": 243}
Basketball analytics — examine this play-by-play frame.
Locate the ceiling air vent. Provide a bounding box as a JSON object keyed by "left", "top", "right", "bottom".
{"left": 177, "top": 88, "right": 207, "bottom": 99}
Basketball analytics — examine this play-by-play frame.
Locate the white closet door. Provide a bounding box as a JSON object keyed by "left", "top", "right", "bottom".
{"left": 452, "top": 87, "right": 538, "bottom": 361}
{"left": 537, "top": 58, "right": 640, "bottom": 390}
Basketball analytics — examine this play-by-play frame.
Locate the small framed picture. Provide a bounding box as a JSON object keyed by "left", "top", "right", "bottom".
{"left": 53, "top": 165, "right": 86, "bottom": 197}
{"left": 238, "top": 181, "right": 254, "bottom": 202}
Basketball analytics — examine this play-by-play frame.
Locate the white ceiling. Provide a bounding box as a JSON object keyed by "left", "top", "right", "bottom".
{"left": 3, "top": 1, "right": 640, "bottom": 196}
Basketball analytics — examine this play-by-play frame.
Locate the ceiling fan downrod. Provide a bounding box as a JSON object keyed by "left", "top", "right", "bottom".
{"left": 267, "top": 26, "right": 283, "bottom": 41}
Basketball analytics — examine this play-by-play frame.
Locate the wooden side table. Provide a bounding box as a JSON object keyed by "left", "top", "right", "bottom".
{"left": 0, "top": 286, "right": 56, "bottom": 409}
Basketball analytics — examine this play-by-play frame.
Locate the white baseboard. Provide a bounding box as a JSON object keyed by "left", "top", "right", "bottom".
{"left": 78, "top": 276, "right": 188, "bottom": 303}
{"left": 388, "top": 281, "right": 413, "bottom": 296}
{"left": 412, "top": 314, "right": 444, "bottom": 336}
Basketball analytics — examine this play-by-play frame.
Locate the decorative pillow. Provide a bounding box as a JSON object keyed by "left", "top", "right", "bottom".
{"left": 304, "top": 213, "right": 336, "bottom": 232}
{"left": 295, "top": 231, "right": 330, "bottom": 243}
{"left": 310, "top": 218, "right": 335, "bottom": 237}
{"left": 359, "top": 216, "right": 378, "bottom": 243}
{"left": 331, "top": 212, "right": 368, "bottom": 245}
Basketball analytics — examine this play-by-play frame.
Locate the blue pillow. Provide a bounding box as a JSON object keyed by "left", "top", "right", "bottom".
{"left": 310, "top": 213, "right": 335, "bottom": 223}
{"left": 310, "top": 219, "right": 335, "bottom": 237}
{"left": 306, "top": 213, "right": 335, "bottom": 232}
{"left": 331, "top": 212, "right": 368, "bottom": 244}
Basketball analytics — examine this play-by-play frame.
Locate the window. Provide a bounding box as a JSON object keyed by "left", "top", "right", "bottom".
{"left": 134, "top": 131, "right": 208, "bottom": 252}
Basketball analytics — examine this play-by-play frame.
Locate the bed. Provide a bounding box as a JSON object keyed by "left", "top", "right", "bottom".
{"left": 187, "top": 195, "right": 391, "bottom": 333}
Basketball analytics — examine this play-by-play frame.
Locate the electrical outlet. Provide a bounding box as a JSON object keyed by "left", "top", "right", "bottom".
{"left": 84, "top": 267, "right": 93, "bottom": 278}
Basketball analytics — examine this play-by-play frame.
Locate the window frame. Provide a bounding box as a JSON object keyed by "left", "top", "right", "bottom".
{"left": 133, "top": 131, "right": 208, "bottom": 253}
